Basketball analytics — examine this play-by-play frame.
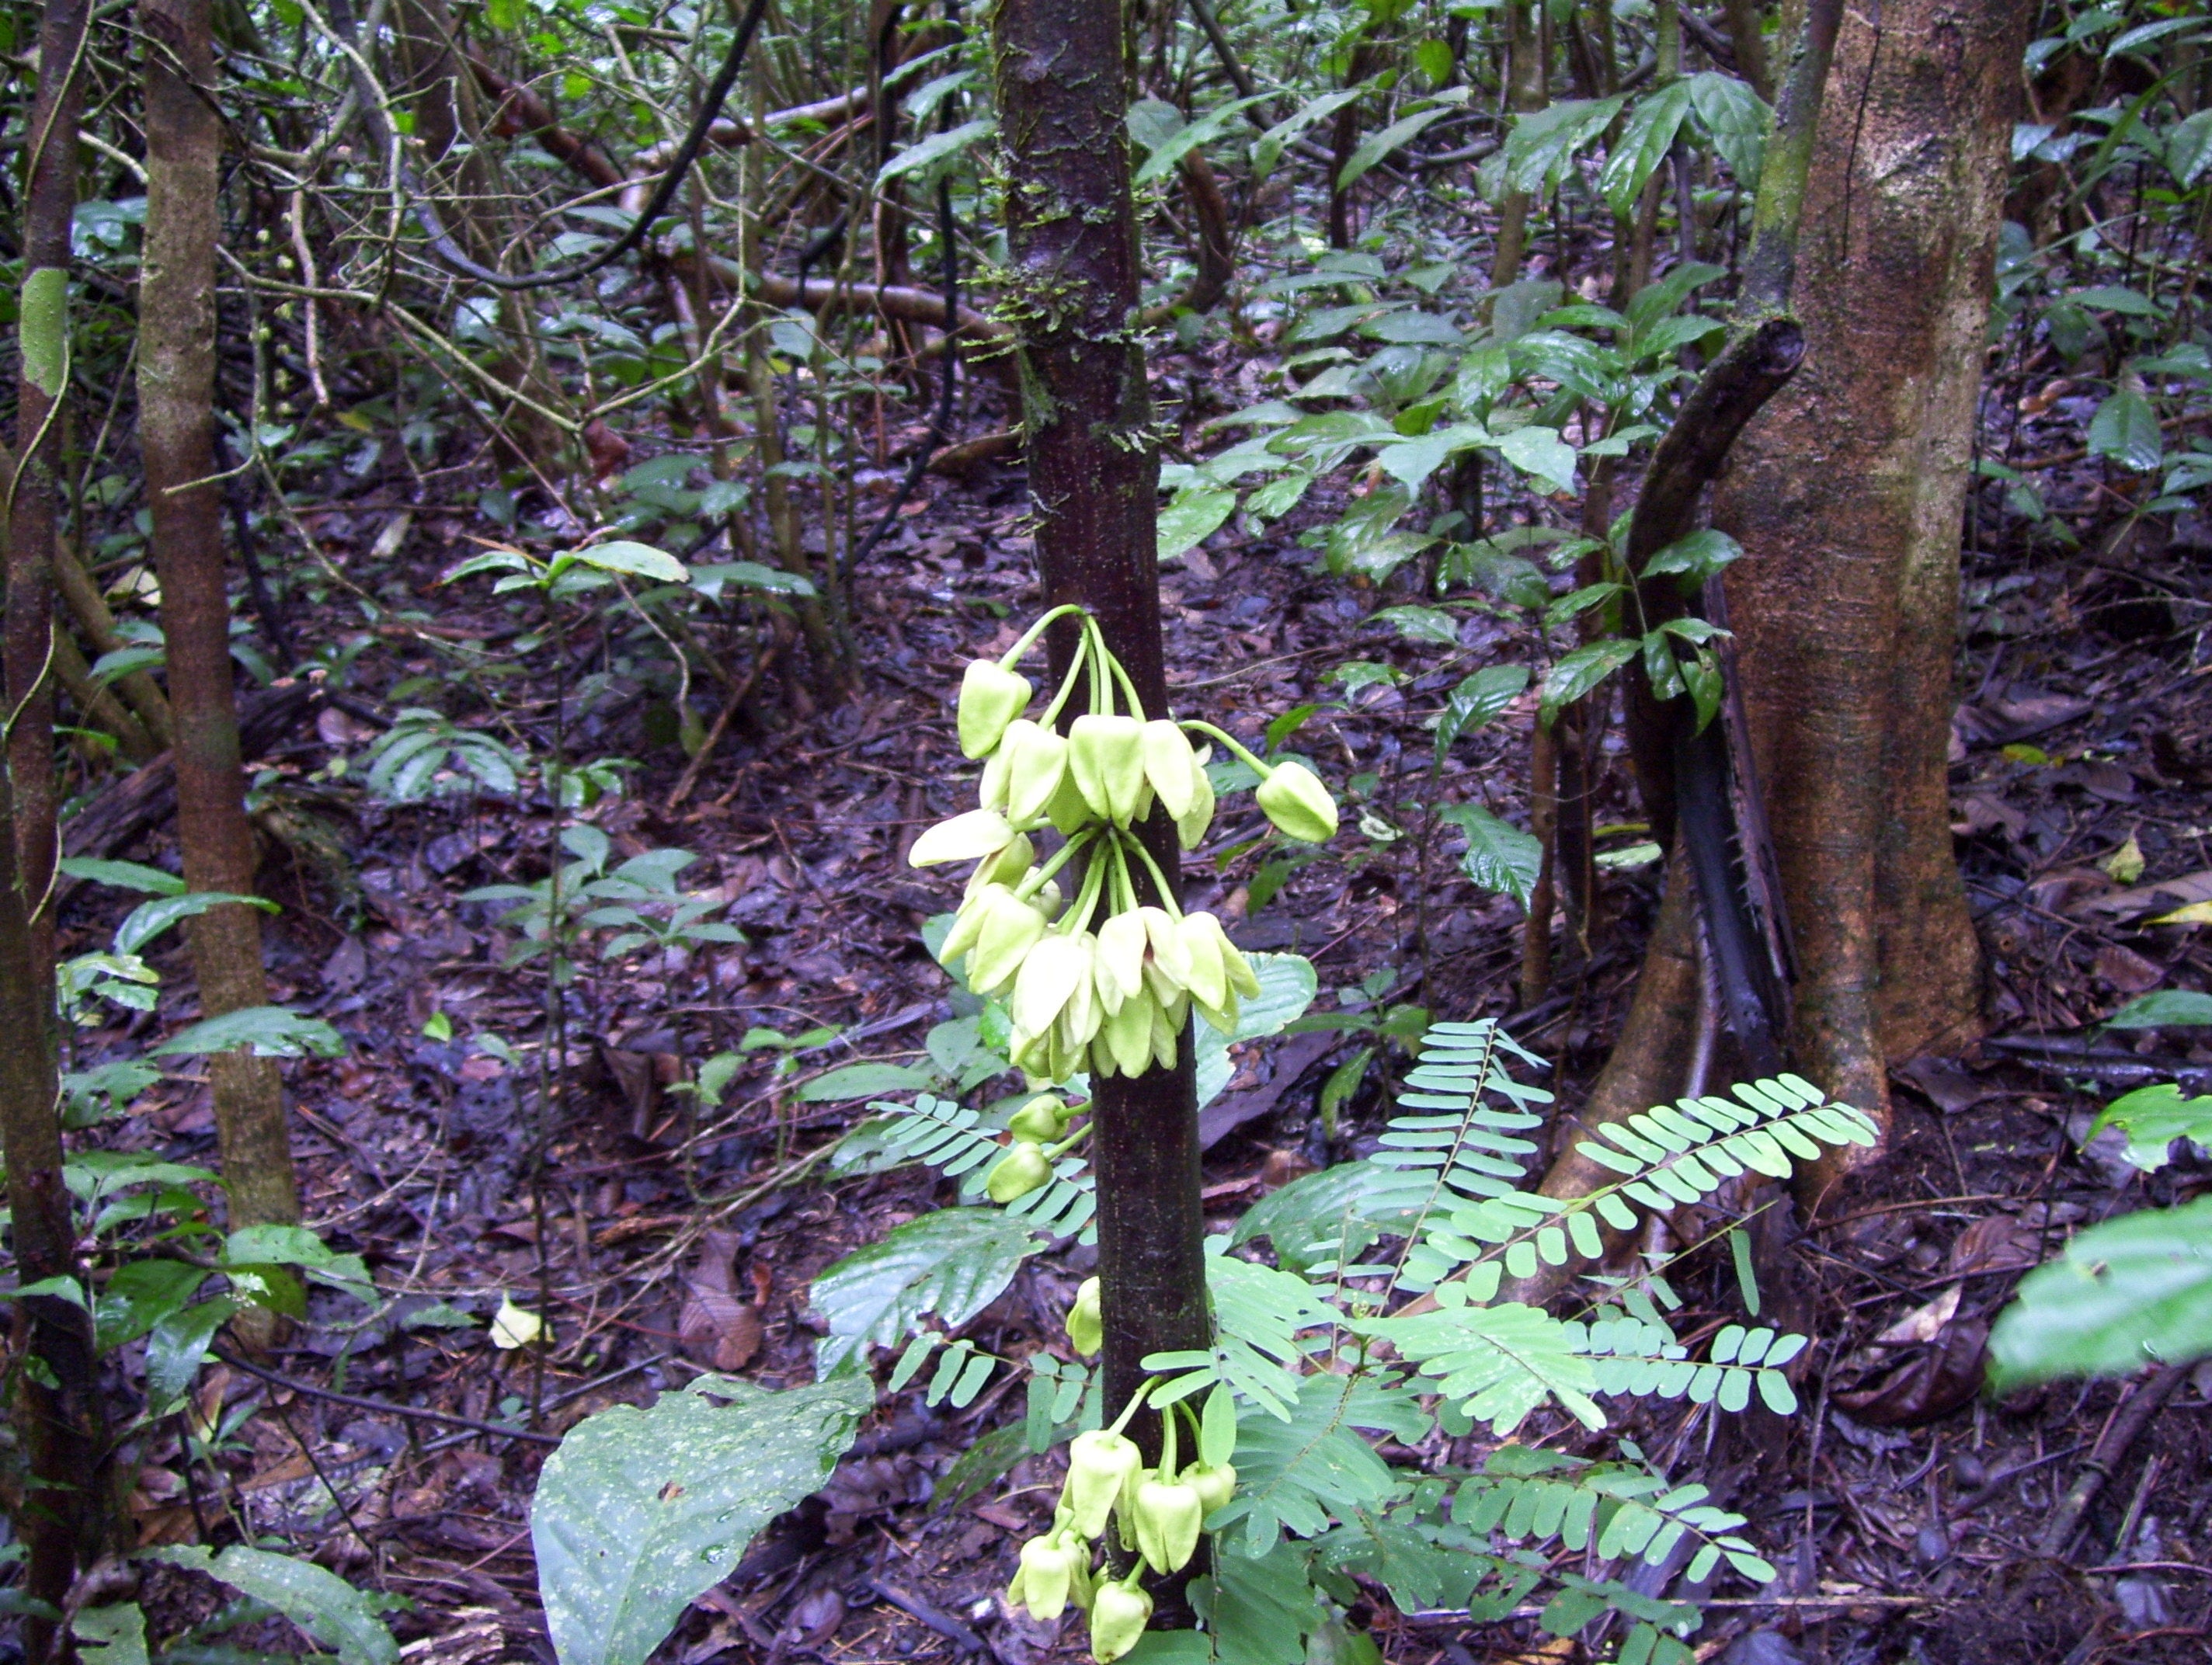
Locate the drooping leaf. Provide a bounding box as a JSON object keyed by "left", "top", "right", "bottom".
{"left": 808, "top": 1208, "right": 1041, "bottom": 1373}
{"left": 565, "top": 540, "right": 690, "bottom": 586}
{"left": 57, "top": 858, "right": 187, "bottom": 896}
{"left": 149, "top": 1006, "right": 344, "bottom": 1059}
{"left": 71, "top": 1604, "right": 149, "bottom": 1665}
{"left": 1598, "top": 81, "right": 1692, "bottom": 217}
{"left": 1339, "top": 106, "right": 1451, "bottom": 189}
{"left": 878, "top": 116, "right": 995, "bottom": 185}
{"left": 1159, "top": 485, "right": 1240, "bottom": 562}
{"left": 1640, "top": 528, "right": 1744, "bottom": 587}
{"left": 1134, "top": 94, "right": 1271, "bottom": 187}
{"left": 1435, "top": 666, "right": 1530, "bottom": 763}
{"left": 530, "top": 1374, "right": 870, "bottom": 1665}
{"left": 1195, "top": 952, "right": 1319, "bottom": 1108}
{"left": 155, "top": 1547, "right": 397, "bottom": 1665}
{"left": 797, "top": 1062, "right": 938, "bottom": 1104}
{"left": 115, "top": 892, "right": 276, "bottom": 957}
{"left": 1438, "top": 805, "right": 1542, "bottom": 909}
{"left": 1539, "top": 639, "right": 1638, "bottom": 726}
{"left": 2087, "top": 388, "right": 2162, "bottom": 473}
{"left": 1686, "top": 71, "right": 1769, "bottom": 186}
{"left": 1492, "top": 424, "right": 1578, "bottom": 494}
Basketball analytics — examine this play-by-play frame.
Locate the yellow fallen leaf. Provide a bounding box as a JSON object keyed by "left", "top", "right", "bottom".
{"left": 2103, "top": 833, "right": 2146, "bottom": 884}
{"left": 491, "top": 1293, "right": 543, "bottom": 1349}
{"left": 2153, "top": 902, "right": 2212, "bottom": 926}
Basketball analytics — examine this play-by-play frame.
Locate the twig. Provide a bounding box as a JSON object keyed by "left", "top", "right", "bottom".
{"left": 2037, "top": 1363, "right": 2190, "bottom": 1559}
{"left": 212, "top": 1346, "right": 562, "bottom": 1444}
{"left": 664, "top": 639, "right": 781, "bottom": 812}
{"left": 868, "top": 1580, "right": 983, "bottom": 1653}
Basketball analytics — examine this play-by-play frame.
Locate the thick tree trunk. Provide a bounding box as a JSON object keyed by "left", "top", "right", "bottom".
{"left": 1715, "top": 0, "right": 2031, "bottom": 1158}
{"left": 141, "top": 0, "right": 302, "bottom": 1235}
{"left": 991, "top": 0, "right": 1207, "bottom": 1491}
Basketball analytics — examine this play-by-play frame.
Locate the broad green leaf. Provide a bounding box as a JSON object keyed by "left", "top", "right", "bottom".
{"left": 1159, "top": 485, "right": 1239, "bottom": 561}
{"left": 145, "top": 1298, "right": 238, "bottom": 1413}
{"left": 1195, "top": 952, "right": 1319, "bottom": 1108}
{"left": 567, "top": 541, "right": 690, "bottom": 586}
{"left": 1497, "top": 97, "right": 1626, "bottom": 196}
{"left": 1988, "top": 1194, "right": 2212, "bottom": 1391}
{"left": 1250, "top": 85, "right": 1367, "bottom": 177}
{"left": 808, "top": 1209, "right": 1042, "bottom": 1372}
{"left": 95, "top": 1260, "right": 209, "bottom": 1353}
{"left": 57, "top": 858, "right": 186, "bottom": 896}
{"left": 1539, "top": 639, "right": 1638, "bottom": 725}
{"left": 690, "top": 561, "right": 816, "bottom": 599}
{"left": 878, "top": 116, "right": 994, "bottom": 185}
{"left": 1374, "top": 605, "right": 1461, "bottom": 647}
{"left": 1435, "top": 665, "right": 1530, "bottom": 762}
{"left": 2088, "top": 389, "right": 2162, "bottom": 472}
{"left": 796, "top": 1062, "right": 937, "bottom": 1104}
{"left": 1686, "top": 71, "right": 1769, "bottom": 186}
{"left": 1598, "top": 81, "right": 1692, "bottom": 217}
{"left": 2169, "top": 109, "right": 2212, "bottom": 188}
{"left": 1375, "top": 422, "right": 1486, "bottom": 492}
{"left": 2091, "top": 1083, "right": 2212, "bottom": 1172}
{"left": 155, "top": 1547, "right": 397, "bottom": 1665}
{"left": 530, "top": 1375, "right": 870, "bottom": 1665}
{"left": 1493, "top": 425, "right": 1577, "bottom": 495}
{"left": 1640, "top": 528, "right": 1744, "bottom": 587}
{"left": 2106, "top": 990, "right": 2212, "bottom": 1027}
{"left": 1339, "top": 106, "right": 1451, "bottom": 189}
{"left": 116, "top": 892, "right": 276, "bottom": 956}
{"left": 1134, "top": 95, "right": 1271, "bottom": 187}
{"left": 72, "top": 1604, "right": 148, "bottom": 1665}
{"left": 149, "top": 1006, "right": 344, "bottom": 1059}
{"left": 1438, "top": 805, "right": 1542, "bottom": 909}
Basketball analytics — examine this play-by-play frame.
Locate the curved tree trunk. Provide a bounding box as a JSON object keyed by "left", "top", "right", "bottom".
{"left": 141, "top": 0, "right": 303, "bottom": 1238}
{"left": 1714, "top": 0, "right": 2031, "bottom": 1168}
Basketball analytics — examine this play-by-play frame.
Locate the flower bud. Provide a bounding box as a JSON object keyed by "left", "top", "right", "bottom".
{"left": 1140, "top": 908, "right": 1192, "bottom": 991}
{"left": 1149, "top": 996, "right": 1183, "bottom": 1072}
{"left": 1069, "top": 714, "right": 1147, "bottom": 825}
{"left": 969, "top": 832, "right": 1035, "bottom": 895}
{"left": 1139, "top": 721, "right": 1199, "bottom": 819}
{"left": 1094, "top": 911, "right": 1147, "bottom": 1013}
{"left": 1132, "top": 1476, "right": 1204, "bottom": 1573}
{"left": 1175, "top": 753, "right": 1216, "bottom": 850}
{"left": 1009, "top": 1093, "right": 1071, "bottom": 1142}
{"left": 1014, "top": 1531, "right": 1079, "bottom": 1622}
{"left": 1255, "top": 760, "right": 1338, "bottom": 843}
{"left": 1046, "top": 766, "right": 1100, "bottom": 836}
{"left": 1066, "top": 1276, "right": 1102, "bottom": 1357}
{"left": 1001, "top": 720, "right": 1072, "bottom": 826}
{"left": 986, "top": 1139, "right": 1053, "bottom": 1203}
{"left": 1177, "top": 912, "right": 1229, "bottom": 1011}
{"left": 968, "top": 888, "right": 1047, "bottom": 995}
{"left": 1184, "top": 911, "right": 1261, "bottom": 1002}
{"left": 1186, "top": 1461, "right": 1236, "bottom": 1517}
{"left": 1096, "top": 985, "right": 1156, "bottom": 1078}
{"left": 1012, "top": 932, "right": 1095, "bottom": 1048}
{"left": 1062, "top": 1428, "right": 1143, "bottom": 1539}
{"left": 1089, "top": 1578, "right": 1153, "bottom": 1664}
{"left": 910, "top": 808, "right": 1018, "bottom": 867}
{"left": 959, "top": 659, "right": 1032, "bottom": 758}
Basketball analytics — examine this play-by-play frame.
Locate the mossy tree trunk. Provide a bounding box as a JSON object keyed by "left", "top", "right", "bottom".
{"left": 141, "top": 0, "right": 304, "bottom": 1238}
{"left": 991, "top": 0, "right": 1209, "bottom": 1488}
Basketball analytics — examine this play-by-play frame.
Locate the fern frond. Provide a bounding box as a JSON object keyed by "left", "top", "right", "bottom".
{"left": 871, "top": 1093, "right": 1097, "bottom": 1239}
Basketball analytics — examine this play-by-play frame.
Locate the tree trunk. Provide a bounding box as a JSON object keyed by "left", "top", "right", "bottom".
{"left": 1714, "top": 0, "right": 2031, "bottom": 1163}
{"left": 992, "top": 0, "right": 1207, "bottom": 1500}
{"left": 141, "top": 0, "right": 303, "bottom": 1236}
{"left": 1489, "top": 0, "right": 1547, "bottom": 286}
{"left": 5, "top": 0, "right": 91, "bottom": 997}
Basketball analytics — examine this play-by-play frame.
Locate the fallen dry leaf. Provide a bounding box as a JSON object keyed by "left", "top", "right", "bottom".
{"left": 679, "top": 1229, "right": 763, "bottom": 1371}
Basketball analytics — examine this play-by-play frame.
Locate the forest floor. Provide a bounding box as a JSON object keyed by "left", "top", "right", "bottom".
{"left": 71, "top": 335, "right": 2212, "bottom": 1665}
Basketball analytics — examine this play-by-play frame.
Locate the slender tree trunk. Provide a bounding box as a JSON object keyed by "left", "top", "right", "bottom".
{"left": 141, "top": 0, "right": 303, "bottom": 1236}
{"left": 992, "top": 0, "right": 1206, "bottom": 1503}
{"left": 5, "top": 0, "right": 90, "bottom": 998}
{"left": 1489, "top": 0, "right": 1546, "bottom": 285}
{"left": 1716, "top": 0, "right": 2029, "bottom": 1146}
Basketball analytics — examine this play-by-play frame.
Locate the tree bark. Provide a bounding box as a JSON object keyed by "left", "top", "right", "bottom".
{"left": 5, "top": 0, "right": 91, "bottom": 996}
{"left": 1714, "top": 0, "right": 2032, "bottom": 1169}
{"left": 1489, "top": 0, "right": 1547, "bottom": 286}
{"left": 141, "top": 0, "right": 302, "bottom": 1236}
{"left": 991, "top": 0, "right": 1208, "bottom": 1494}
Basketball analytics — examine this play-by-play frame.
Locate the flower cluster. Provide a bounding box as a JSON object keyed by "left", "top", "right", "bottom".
{"left": 1004, "top": 1378, "right": 1237, "bottom": 1662}
{"left": 913, "top": 606, "right": 1338, "bottom": 1091}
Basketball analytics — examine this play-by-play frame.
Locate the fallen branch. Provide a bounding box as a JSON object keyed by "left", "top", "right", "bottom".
{"left": 2038, "top": 1362, "right": 2190, "bottom": 1559}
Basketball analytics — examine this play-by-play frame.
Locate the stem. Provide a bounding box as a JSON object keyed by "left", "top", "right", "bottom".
{"left": 1122, "top": 835, "right": 1187, "bottom": 923}
{"left": 1015, "top": 826, "right": 1099, "bottom": 900}
{"left": 1177, "top": 719, "right": 1270, "bottom": 777}
{"left": 1003, "top": 601, "right": 1091, "bottom": 669}
{"left": 1038, "top": 632, "right": 1094, "bottom": 730}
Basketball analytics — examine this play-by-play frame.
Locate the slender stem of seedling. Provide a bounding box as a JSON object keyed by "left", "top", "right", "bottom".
{"left": 1178, "top": 719, "right": 1270, "bottom": 777}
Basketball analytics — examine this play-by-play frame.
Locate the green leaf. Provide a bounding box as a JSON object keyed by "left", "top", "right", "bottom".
{"left": 1539, "top": 639, "right": 1637, "bottom": 726}
{"left": 1209, "top": 1374, "right": 1403, "bottom": 1554}
{"left": 1193, "top": 1541, "right": 1317, "bottom": 1665}
{"left": 72, "top": 1604, "right": 149, "bottom": 1665}
{"left": 95, "top": 1260, "right": 209, "bottom": 1353}
{"left": 2088, "top": 389, "right": 2162, "bottom": 473}
{"left": 567, "top": 541, "right": 690, "bottom": 586}
{"left": 1195, "top": 953, "right": 1319, "bottom": 1108}
{"left": 878, "top": 116, "right": 994, "bottom": 185}
{"left": 1375, "top": 605, "right": 1461, "bottom": 647}
{"left": 1989, "top": 1194, "right": 2212, "bottom": 1391}
{"left": 1231, "top": 1161, "right": 1422, "bottom": 1273}
{"left": 1640, "top": 528, "right": 1744, "bottom": 587}
{"left": 1497, "top": 97, "right": 1627, "bottom": 195}
{"left": 530, "top": 1375, "right": 870, "bottom": 1665}
{"left": 20, "top": 264, "right": 68, "bottom": 398}
{"left": 146, "top": 1298, "right": 238, "bottom": 1413}
{"left": 1438, "top": 805, "right": 1542, "bottom": 909}
{"left": 1598, "top": 81, "right": 1692, "bottom": 217}
{"left": 2168, "top": 108, "right": 2212, "bottom": 188}
{"left": 808, "top": 1208, "right": 1041, "bottom": 1373}
{"left": 115, "top": 892, "right": 276, "bottom": 956}
{"left": 1159, "top": 485, "right": 1239, "bottom": 562}
{"left": 1339, "top": 106, "right": 1451, "bottom": 189}
{"left": 2090, "top": 1083, "right": 2212, "bottom": 1173}
{"left": 155, "top": 1547, "right": 397, "bottom": 1665}
{"left": 1133, "top": 95, "right": 1271, "bottom": 187}
{"left": 57, "top": 858, "right": 187, "bottom": 896}
{"left": 1353, "top": 1295, "right": 1605, "bottom": 1433}
{"left": 1685, "top": 71, "right": 1769, "bottom": 185}
{"left": 1492, "top": 425, "right": 1577, "bottom": 494}
{"left": 150, "top": 1006, "right": 344, "bottom": 1059}
{"left": 2106, "top": 990, "right": 2212, "bottom": 1028}
{"left": 797, "top": 1062, "right": 937, "bottom": 1104}
{"left": 1250, "top": 85, "right": 1366, "bottom": 178}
